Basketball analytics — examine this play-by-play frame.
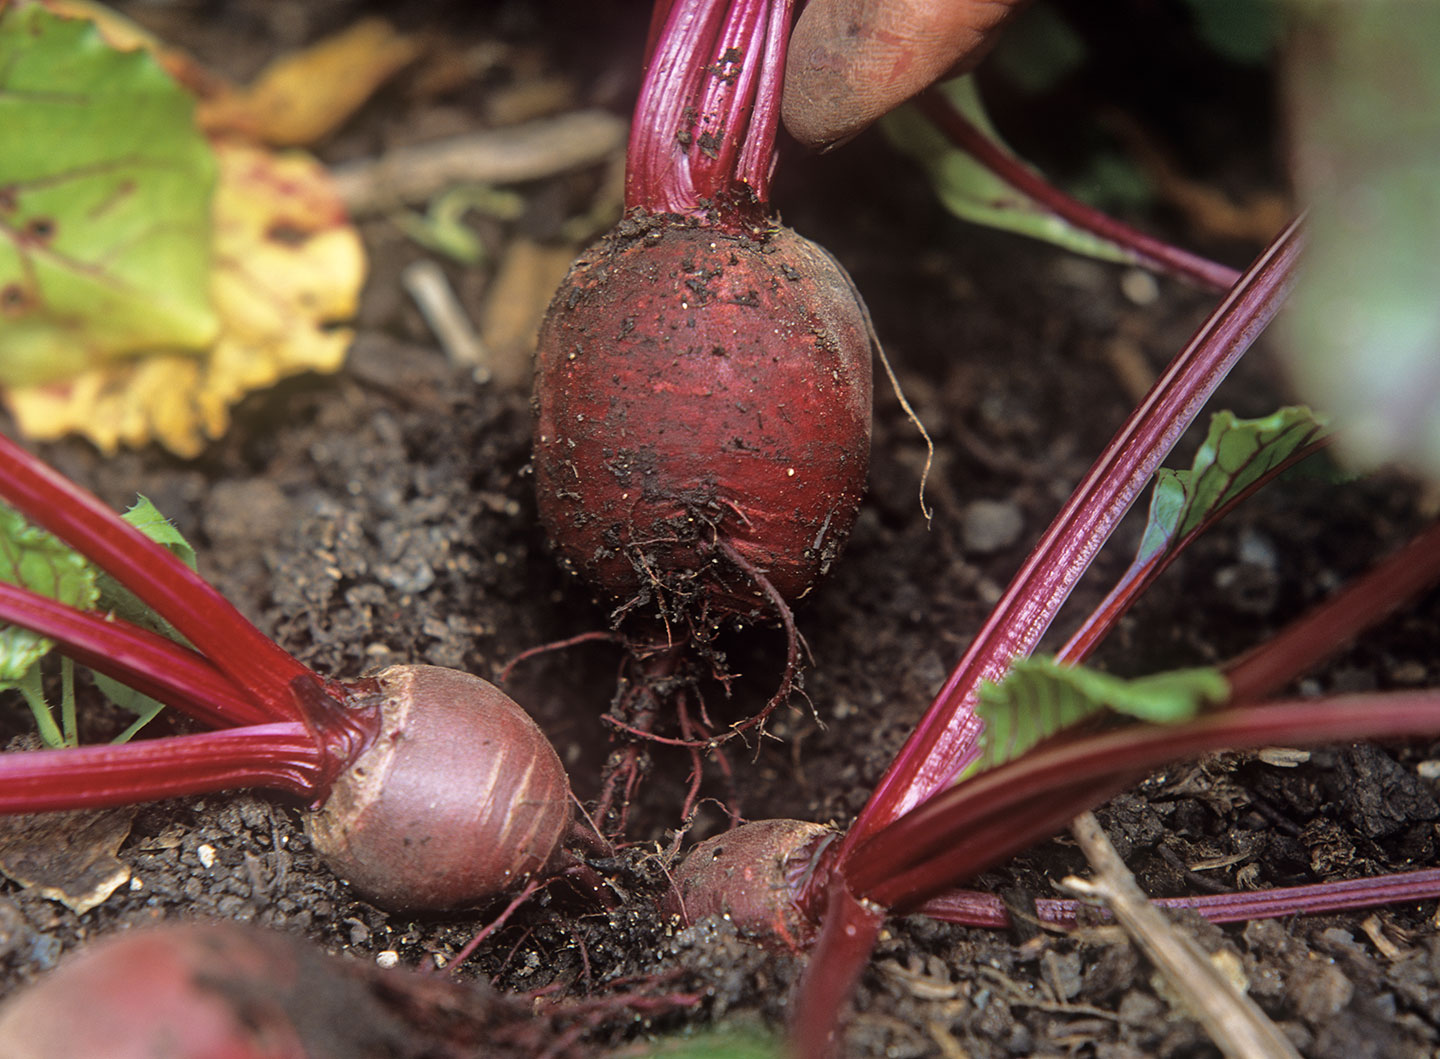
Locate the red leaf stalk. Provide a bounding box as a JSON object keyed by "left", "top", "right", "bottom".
{"left": 915, "top": 87, "right": 1242, "bottom": 292}
{"left": 0, "top": 433, "right": 313, "bottom": 720}
{"left": 0, "top": 724, "right": 322, "bottom": 812}
{"left": 626, "top": 0, "right": 792, "bottom": 226}
{"left": 846, "top": 216, "right": 1304, "bottom": 847}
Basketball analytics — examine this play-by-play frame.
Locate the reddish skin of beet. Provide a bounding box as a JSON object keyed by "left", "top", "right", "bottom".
{"left": 306, "top": 665, "right": 573, "bottom": 912}
{"left": 534, "top": 219, "right": 873, "bottom": 622}
{"left": 664, "top": 818, "right": 835, "bottom": 951}
{"left": 0, "top": 922, "right": 398, "bottom": 1059}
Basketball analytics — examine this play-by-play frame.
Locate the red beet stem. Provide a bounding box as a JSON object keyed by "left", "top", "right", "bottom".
{"left": 846, "top": 216, "right": 1304, "bottom": 846}
{"left": 0, "top": 433, "right": 312, "bottom": 720}
{"left": 916, "top": 868, "right": 1440, "bottom": 928}
{"left": 789, "top": 884, "right": 886, "bottom": 1059}
{"left": 0, "top": 723, "right": 324, "bottom": 812}
{"left": 914, "top": 88, "right": 1242, "bottom": 293}
{"left": 1225, "top": 517, "right": 1440, "bottom": 704}
{"left": 0, "top": 581, "right": 271, "bottom": 728}
{"left": 626, "top": 0, "right": 792, "bottom": 223}
{"left": 851, "top": 689, "right": 1440, "bottom": 908}
{"left": 1058, "top": 435, "right": 1333, "bottom": 665}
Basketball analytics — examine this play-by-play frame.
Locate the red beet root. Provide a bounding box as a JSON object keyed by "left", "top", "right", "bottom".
{"left": 0, "top": 922, "right": 403, "bottom": 1059}
{"left": 664, "top": 817, "right": 834, "bottom": 950}
{"left": 308, "top": 665, "right": 574, "bottom": 912}
{"left": 534, "top": 219, "right": 872, "bottom": 628}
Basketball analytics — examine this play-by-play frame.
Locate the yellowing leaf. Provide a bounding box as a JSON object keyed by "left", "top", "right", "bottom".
{"left": 198, "top": 18, "right": 424, "bottom": 146}
{"left": 5, "top": 141, "right": 363, "bottom": 456}
{"left": 0, "top": 3, "right": 218, "bottom": 385}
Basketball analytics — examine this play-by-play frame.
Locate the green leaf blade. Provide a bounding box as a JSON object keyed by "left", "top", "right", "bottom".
{"left": 0, "top": 494, "right": 195, "bottom": 740}
{"left": 0, "top": 4, "right": 218, "bottom": 386}
{"left": 971, "top": 657, "right": 1229, "bottom": 774}
{"left": 0, "top": 503, "right": 99, "bottom": 684}
{"left": 95, "top": 495, "right": 197, "bottom": 638}
{"left": 1135, "top": 406, "right": 1329, "bottom": 575}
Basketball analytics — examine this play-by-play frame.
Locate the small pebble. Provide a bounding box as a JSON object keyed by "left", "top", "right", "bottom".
{"left": 961, "top": 499, "right": 1024, "bottom": 554}
{"left": 196, "top": 844, "right": 216, "bottom": 869}
{"left": 376, "top": 950, "right": 400, "bottom": 968}
{"left": 1120, "top": 268, "right": 1160, "bottom": 306}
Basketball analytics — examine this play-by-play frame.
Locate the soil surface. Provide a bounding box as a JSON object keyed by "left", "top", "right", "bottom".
{"left": 2, "top": 3, "right": 1438, "bottom": 1057}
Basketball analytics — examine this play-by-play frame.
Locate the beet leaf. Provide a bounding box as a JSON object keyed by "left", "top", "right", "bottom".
{"left": 1060, "top": 406, "right": 1331, "bottom": 662}
{"left": 886, "top": 77, "right": 1240, "bottom": 291}
{"left": 1132, "top": 406, "right": 1329, "bottom": 572}
{"left": 969, "top": 657, "right": 1228, "bottom": 774}
{"left": 0, "top": 495, "right": 198, "bottom": 745}
{"left": 882, "top": 77, "right": 1135, "bottom": 264}
{"left": 0, "top": 3, "right": 218, "bottom": 386}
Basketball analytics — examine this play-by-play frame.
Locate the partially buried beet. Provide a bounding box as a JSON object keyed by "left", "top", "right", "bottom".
{"left": 534, "top": 0, "right": 872, "bottom": 636}
{"left": 0, "top": 432, "right": 578, "bottom": 914}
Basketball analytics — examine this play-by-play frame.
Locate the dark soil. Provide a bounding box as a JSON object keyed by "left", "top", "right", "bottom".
{"left": 1, "top": 3, "right": 1438, "bottom": 1057}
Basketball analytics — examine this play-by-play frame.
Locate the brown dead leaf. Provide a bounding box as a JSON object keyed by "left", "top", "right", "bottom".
{"left": 480, "top": 237, "right": 579, "bottom": 389}
{"left": 6, "top": 141, "right": 364, "bottom": 456}
{"left": 199, "top": 17, "right": 424, "bottom": 146}
{"left": 0, "top": 808, "right": 134, "bottom": 915}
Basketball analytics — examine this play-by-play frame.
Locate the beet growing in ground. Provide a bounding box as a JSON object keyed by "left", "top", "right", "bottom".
{"left": 0, "top": 3, "right": 1438, "bottom": 1057}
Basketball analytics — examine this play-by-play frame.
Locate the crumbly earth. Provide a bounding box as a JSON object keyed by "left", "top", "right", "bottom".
{"left": 0, "top": 3, "right": 1437, "bottom": 1057}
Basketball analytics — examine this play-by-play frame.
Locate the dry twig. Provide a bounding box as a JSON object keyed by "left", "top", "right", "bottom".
{"left": 1063, "top": 811, "right": 1301, "bottom": 1059}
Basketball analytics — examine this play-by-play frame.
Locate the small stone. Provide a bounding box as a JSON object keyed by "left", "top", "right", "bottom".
{"left": 1041, "top": 949, "right": 1082, "bottom": 1001}
{"left": 1118, "top": 989, "right": 1162, "bottom": 1025}
{"left": 376, "top": 950, "right": 400, "bottom": 968}
{"left": 1389, "top": 660, "right": 1429, "bottom": 685}
{"left": 1290, "top": 959, "right": 1353, "bottom": 1021}
{"left": 961, "top": 499, "right": 1024, "bottom": 554}
{"left": 1120, "top": 268, "right": 1160, "bottom": 306}
{"left": 196, "top": 844, "right": 216, "bottom": 869}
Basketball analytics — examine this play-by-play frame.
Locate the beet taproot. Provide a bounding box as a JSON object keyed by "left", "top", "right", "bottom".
{"left": 534, "top": 218, "right": 872, "bottom": 629}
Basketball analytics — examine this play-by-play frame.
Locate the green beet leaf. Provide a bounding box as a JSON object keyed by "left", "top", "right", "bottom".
{"left": 90, "top": 495, "right": 199, "bottom": 739}
{"left": 0, "top": 3, "right": 218, "bottom": 387}
{"left": 882, "top": 76, "right": 1136, "bottom": 266}
{"left": 1131, "top": 407, "right": 1330, "bottom": 577}
{"left": 969, "top": 657, "right": 1229, "bottom": 775}
{"left": 0, "top": 503, "right": 100, "bottom": 686}
{"left": 0, "top": 494, "right": 197, "bottom": 744}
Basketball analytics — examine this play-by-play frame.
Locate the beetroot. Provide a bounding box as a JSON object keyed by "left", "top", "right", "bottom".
{"left": 0, "top": 919, "right": 641, "bottom": 1059}
{"left": 663, "top": 817, "right": 834, "bottom": 949}
{"left": 533, "top": 0, "right": 873, "bottom": 640}
{"left": 0, "top": 922, "right": 401, "bottom": 1059}
{"left": 534, "top": 220, "right": 872, "bottom": 625}
{"left": 0, "top": 426, "right": 580, "bottom": 912}
{"left": 306, "top": 665, "right": 574, "bottom": 912}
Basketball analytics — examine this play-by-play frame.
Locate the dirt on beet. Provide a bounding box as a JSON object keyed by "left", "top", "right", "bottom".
{"left": 1, "top": 3, "right": 1438, "bottom": 1057}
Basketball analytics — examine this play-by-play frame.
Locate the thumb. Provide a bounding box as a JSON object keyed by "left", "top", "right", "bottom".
{"left": 782, "top": 0, "right": 1023, "bottom": 150}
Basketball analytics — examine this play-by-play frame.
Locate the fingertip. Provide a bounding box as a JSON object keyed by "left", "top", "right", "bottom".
{"left": 782, "top": 0, "right": 1022, "bottom": 150}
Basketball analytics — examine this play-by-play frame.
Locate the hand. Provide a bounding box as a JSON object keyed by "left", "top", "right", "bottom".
{"left": 782, "top": 0, "right": 1025, "bottom": 150}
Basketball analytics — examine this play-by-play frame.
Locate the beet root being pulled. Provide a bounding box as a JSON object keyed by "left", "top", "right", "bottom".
{"left": 534, "top": 218, "right": 873, "bottom": 631}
